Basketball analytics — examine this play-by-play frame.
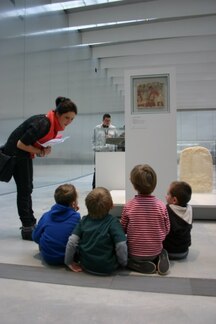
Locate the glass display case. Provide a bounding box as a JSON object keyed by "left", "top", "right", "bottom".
{"left": 177, "top": 140, "right": 215, "bottom": 219}
{"left": 169, "top": 140, "right": 216, "bottom": 219}
{"left": 177, "top": 141, "right": 216, "bottom": 164}
{"left": 93, "top": 126, "right": 125, "bottom": 152}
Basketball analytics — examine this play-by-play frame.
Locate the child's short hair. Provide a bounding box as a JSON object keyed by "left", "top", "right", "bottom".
{"left": 130, "top": 164, "right": 157, "bottom": 195}
{"left": 85, "top": 187, "right": 113, "bottom": 219}
{"left": 54, "top": 184, "right": 77, "bottom": 206}
{"left": 169, "top": 181, "right": 192, "bottom": 207}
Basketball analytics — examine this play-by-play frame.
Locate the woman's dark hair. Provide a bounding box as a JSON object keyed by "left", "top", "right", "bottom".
{"left": 55, "top": 96, "right": 77, "bottom": 115}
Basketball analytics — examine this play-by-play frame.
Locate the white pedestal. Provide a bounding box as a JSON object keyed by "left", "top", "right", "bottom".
{"left": 95, "top": 152, "right": 125, "bottom": 190}
{"left": 110, "top": 189, "right": 125, "bottom": 217}
{"left": 110, "top": 189, "right": 216, "bottom": 220}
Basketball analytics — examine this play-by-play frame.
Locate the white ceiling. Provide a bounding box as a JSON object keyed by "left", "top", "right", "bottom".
{"left": 1, "top": 0, "right": 216, "bottom": 97}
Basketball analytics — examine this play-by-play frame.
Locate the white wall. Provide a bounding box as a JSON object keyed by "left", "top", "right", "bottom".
{"left": 0, "top": 48, "right": 124, "bottom": 119}
{"left": 0, "top": 2, "right": 124, "bottom": 166}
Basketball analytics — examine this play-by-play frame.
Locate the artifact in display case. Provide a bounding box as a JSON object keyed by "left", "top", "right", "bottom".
{"left": 177, "top": 140, "right": 216, "bottom": 164}
{"left": 179, "top": 146, "right": 213, "bottom": 193}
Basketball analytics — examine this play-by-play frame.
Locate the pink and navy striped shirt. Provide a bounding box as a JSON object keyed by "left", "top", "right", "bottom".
{"left": 121, "top": 194, "right": 170, "bottom": 257}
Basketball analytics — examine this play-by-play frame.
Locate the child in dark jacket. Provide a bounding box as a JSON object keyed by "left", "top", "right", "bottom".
{"left": 32, "top": 184, "right": 81, "bottom": 265}
{"left": 65, "top": 187, "right": 127, "bottom": 275}
{"left": 163, "top": 181, "right": 193, "bottom": 260}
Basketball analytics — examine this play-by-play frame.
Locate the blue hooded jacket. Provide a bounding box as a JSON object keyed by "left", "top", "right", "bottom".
{"left": 32, "top": 203, "right": 81, "bottom": 265}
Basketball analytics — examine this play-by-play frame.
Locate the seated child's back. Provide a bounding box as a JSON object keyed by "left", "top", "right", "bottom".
{"left": 65, "top": 187, "right": 127, "bottom": 275}
{"left": 121, "top": 164, "right": 170, "bottom": 275}
{"left": 163, "top": 181, "right": 193, "bottom": 260}
{"left": 32, "top": 183, "right": 80, "bottom": 265}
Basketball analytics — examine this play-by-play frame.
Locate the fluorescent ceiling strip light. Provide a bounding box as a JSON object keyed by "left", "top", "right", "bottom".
{"left": 20, "top": 18, "right": 155, "bottom": 37}
{"left": 0, "top": 0, "right": 123, "bottom": 19}
{"left": 61, "top": 42, "right": 109, "bottom": 48}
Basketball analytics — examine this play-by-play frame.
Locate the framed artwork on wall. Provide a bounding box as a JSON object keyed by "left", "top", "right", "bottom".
{"left": 131, "top": 74, "right": 170, "bottom": 114}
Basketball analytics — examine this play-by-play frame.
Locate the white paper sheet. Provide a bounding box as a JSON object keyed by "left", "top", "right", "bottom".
{"left": 39, "top": 136, "right": 70, "bottom": 147}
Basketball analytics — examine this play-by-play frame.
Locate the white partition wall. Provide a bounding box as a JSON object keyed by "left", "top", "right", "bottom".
{"left": 124, "top": 67, "right": 177, "bottom": 202}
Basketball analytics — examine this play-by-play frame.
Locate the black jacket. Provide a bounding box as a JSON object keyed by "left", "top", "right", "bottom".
{"left": 3, "top": 114, "right": 50, "bottom": 157}
{"left": 163, "top": 204, "right": 192, "bottom": 253}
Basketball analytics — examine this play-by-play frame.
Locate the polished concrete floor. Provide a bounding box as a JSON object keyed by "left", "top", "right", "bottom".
{"left": 0, "top": 165, "right": 216, "bottom": 324}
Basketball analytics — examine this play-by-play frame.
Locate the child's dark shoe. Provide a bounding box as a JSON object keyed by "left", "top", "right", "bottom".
{"left": 128, "top": 260, "right": 156, "bottom": 274}
{"left": 157, "top": 249, "right": 170, "bottom": 275}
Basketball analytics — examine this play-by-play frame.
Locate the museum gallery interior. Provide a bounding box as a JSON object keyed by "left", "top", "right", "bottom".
{"left": 0, "top": 1, "right": 216, "bottom": 323}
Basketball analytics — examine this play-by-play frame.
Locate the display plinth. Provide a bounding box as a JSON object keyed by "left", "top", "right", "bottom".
{"left": 110, "top": 189, "right": 216, "bottom": 220}
{"left": 95, "top": 152, "right": 125, "bottom": 190}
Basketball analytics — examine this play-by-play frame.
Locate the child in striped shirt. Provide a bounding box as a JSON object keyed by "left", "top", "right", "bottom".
{"left": 121, "top": 164, "right": 170, "bottom": 275}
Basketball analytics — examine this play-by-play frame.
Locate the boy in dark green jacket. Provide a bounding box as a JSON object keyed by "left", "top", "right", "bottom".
{"left": 65, "top": 187, "right": 127, "bottom": 275}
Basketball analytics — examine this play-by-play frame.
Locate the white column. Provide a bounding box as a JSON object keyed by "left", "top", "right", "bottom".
{"left": 124, "top": 67, "right": 177, "bottom": 202}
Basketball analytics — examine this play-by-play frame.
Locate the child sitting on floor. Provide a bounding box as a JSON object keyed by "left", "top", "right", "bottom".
{"left": 32, "top": 183, "right": 81, "bottom": 265}
{"left": 64, "top": 187, "right": 127, "bottom": 275}
{"left": 163, "top": 181, "right": 193, "bottom": 260}
{"left": 120, "top": 164, "right": 170, "bottom": 275}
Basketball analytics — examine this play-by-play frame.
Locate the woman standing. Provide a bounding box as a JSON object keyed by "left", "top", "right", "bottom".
{"left": 3, "top": 97, "right": 77, "bottom": 240}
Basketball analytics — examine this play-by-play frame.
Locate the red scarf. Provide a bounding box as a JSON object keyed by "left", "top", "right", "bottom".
{"left": 38, "top": 110, "right": 64, "bottom": 144}
{"left": 32, "top": 110, "right": 64, "bottom": 157}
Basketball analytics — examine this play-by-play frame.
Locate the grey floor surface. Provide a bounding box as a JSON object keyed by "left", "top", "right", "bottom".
{"left": 0, "top": 165, "right": 216, "bottom": 324}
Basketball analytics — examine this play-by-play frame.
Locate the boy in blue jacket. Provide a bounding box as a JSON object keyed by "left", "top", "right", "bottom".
{"left": 32, "top": 183, "right": 81, "bottom": 265}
